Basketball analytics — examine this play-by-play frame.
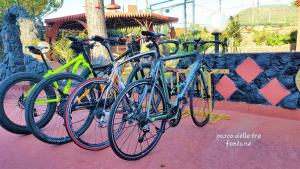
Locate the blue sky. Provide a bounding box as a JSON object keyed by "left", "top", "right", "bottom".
{"left": 45, "top": 0, "right": 295, "bottom": 26}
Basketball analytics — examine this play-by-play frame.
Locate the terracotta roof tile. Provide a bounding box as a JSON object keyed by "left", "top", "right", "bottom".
{"left": 45, "top": 12, "right": 178, "bottom": 24}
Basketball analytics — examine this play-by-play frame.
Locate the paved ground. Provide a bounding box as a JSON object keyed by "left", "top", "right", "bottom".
{"left": 1, "top": 109, "right": 300, "bottom": 169}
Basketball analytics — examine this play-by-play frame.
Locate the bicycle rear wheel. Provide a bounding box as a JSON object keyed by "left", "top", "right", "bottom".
{"left": 108, "top": 79, "right": 167, "bottom": 160}
{"left": 25, "top": 73, "right": 85, "bottom": 144}
{"left": 65, "top": 78, "right": 121, "bottom": 150}
{"left": 189, "top": 71, "right": 212, "bottom": 127}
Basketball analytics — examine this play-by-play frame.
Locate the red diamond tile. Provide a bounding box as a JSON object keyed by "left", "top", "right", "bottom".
{"left": 260, "top": 78, "right": 290, "bottom": 106}
{"left": 216, "top": 75, "right": 237, "bottom": 99}
{"left": 236, "top": 57, "right": 263, "bottom": 83}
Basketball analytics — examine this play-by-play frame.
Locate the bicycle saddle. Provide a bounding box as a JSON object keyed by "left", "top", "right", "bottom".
{"left": 26, "top": 45, "right": 48, "bottom": 55}
{"left": 141, "top": 31, "right": 166, "bottom": 38}
{"left": 92, "top": 35, "right": 119, "bottom": 43}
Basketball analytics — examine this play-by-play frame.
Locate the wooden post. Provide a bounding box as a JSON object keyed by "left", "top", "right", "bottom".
{"left": 85, "top": 0, "right": 108, "bottom": 64}
{"left": 183, "top": 0, "right": 187, "bottom": 32}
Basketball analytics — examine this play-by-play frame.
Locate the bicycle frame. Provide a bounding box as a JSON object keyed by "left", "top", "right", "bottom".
{"left": 24, "top": 53, "right": 92, "bottom": 104}
{"left": 94, "top": 51, "right": 157, "bottom": 110}
{"left": 25, "top": 38, "right": 140, "bottom": 104}
{"left": 73, "top": 38, "right": 181, "bottom": 120}
{"left": 71, "top": 51, "right": 157, "bottom": 126}
{"left": 139, "top": 52, "right": 209, "bottom": 121}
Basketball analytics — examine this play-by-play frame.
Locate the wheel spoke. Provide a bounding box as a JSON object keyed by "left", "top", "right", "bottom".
{"left": 108, "top": 80, "right": 166, "bottom": 159}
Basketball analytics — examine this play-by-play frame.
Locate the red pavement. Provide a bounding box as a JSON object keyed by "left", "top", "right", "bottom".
{"left": 1, "top": 109, "right": 300, "bottom": 169}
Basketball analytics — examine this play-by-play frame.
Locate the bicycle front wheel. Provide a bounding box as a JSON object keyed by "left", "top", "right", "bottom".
{"left": 108, "top": 79, "right": 167, "bottom": 160}
{"left": 189, "top": 71, "right": 212, "bottom": 127}
{"left": 0, "top": 72, "right": 43, "bottom": 134}
{"left": 25, "top": 73, "right": 85, "bottom": 144}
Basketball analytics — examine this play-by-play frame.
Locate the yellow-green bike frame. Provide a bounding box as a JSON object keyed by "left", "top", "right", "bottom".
{"left": 25, "top": 53, "right": 92, "bottom": 104}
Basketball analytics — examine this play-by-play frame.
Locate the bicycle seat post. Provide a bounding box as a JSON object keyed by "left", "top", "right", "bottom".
{"left": 27, "top": 46, "right": 52, "bottom": 71}
{"left": 103, "top": 42, "right": 115, "bottom": 62}
{"left": 149, "top": 37, "right": 161, "bottom": 59}
{"left": 82, "top": 44, "right": 98, "bottom": 77}
{"left": 40, "top": 52, "right": 52, "bottom": 71}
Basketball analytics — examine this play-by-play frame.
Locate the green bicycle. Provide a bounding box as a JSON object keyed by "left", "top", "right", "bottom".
{"left": 0, "top": 35, "right": 134, "bottom": 135}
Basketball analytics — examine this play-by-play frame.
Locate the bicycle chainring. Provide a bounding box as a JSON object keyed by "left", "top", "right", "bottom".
{"left": 57, "top": 98, "right": 67, "bottom": 117}
{"left": 169, "top": 106, "right": 181, "bottom": 127}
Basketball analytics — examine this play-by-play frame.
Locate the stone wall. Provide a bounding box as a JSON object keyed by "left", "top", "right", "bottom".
{"left": 0, "top": 6, "right": 46, "bottom": 80}
{"left": 177, "top": 52, "right": 300, "bottom": 109}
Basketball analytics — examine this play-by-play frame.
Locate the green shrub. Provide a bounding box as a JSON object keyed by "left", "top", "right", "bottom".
{"left": 252, "top": 30, "right": 296, "bottom": 46}
{"left": 225, "top": 16, "right": 242, "bottom": 52}
{"left": 108, "top": 29, "right": 125, "bottom": 37}
{"left": 52, "top": 34, "right": 74, "bottom": 63}
{"left": 52, "top": 31, "right": 87, "bottom": 63}
{"left": 252, "top": 30, "right": 269, "bottom": 46}
{"left": 266, "top": 32, "right": 290, "bottom": 46}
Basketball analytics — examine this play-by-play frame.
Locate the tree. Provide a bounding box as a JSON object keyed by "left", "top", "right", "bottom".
{"left": 0, "top": 1, "right": 64, "bottom": 56}
{"left": 0, "top": 0, "right": 64, "bottom": 18}
{"left": 85, "top": 0, "right": 108, "bottom": 64}
{"left": 225, "top": 16, "right": 242, "bottom": 53}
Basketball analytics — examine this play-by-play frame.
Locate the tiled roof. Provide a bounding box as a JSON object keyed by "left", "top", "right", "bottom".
{"left": 45, "top": 12, "right": 178, "bottom": 24}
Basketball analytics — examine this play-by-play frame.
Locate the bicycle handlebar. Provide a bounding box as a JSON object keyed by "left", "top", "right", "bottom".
{"left": 183, "top": 38, "right": 228, "bottom": 51}
{"left": 145, "top": 39, "right": 181, "bottom": 56}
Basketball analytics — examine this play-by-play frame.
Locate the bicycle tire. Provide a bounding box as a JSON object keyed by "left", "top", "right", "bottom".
{"left": 0, "top": 67, "right": 94, "bottom": 135}
{"left": 0, "top": 73, "right": 43, "bottom": 134}
{"left": 108, "top": 79, "right": 167, "bottom": 160}
{"left": 65, "top": 78, "right": 121, "bottom": 150}
{"left": 25, "top": 73, "right": 85, "bottom": 144}
{"left": 189, "top": 71, "right": 213, "bottom": 127}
